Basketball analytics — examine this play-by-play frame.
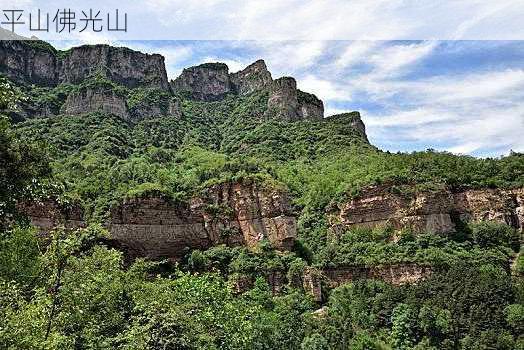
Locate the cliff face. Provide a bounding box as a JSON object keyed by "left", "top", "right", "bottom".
{"left": 2, "top": 41, "right": 333, "bottom": 125}
{"left": 0, "top": 41, "right": 58, "bottom": 86}
{"left": 171, "top": 60, "right": 275, "bottom": 101}
{"left": 265, "top": 77, "right": 324, "bottom": 121}
{"left": 329, "top": 184, "right": 524, "bottom": 235}
{"left": 0, "top": 42, "right": 170, "bottom": 91}
{"left": 59, "top": 45, "right": 169, "bottom": 90}
{"left": 128, "top": 98, "right": 181, "bottom": 122}
{"left": 233, "top": 263, "right": 430, "bottom": 302}
{"left": 60, "top": 87, "right": 130, "bottom": 119}
{"left": 59, "top": 45, "right": 171, "bottom": 90}
{"left": 230, "top": 59, "right": 273, "bottom": 95}
{"left": 21, "top": 180, "right": 297, "bottom": 260}
{"left": 170, "top": 59, "right": 324, "bottom": 121}
{"left": 192, "top": 181, "right": 296, "bottom": 250}
{"left": 306, "top": 264, "right": 431, "bottom": 301}
{"left": 171, "top": 63, "right": 231, "bottom": 101}
{"left": 17, "top": 200, "right": 85, "bottom": 234}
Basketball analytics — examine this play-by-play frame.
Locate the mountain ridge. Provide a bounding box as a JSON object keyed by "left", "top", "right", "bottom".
{"left": 0, "top": 40, "right": 351, "bottom": 124}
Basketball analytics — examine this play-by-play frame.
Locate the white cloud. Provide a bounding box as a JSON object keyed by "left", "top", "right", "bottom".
{"left": 298, "top": 75, "right": 351, "bottom": 101}
{"left": 249, "top": 41, "right": 326, "bottom": 75}
{"left": 138, "top": 0, "right": 523, "bottom": 40}
{"left": 368, "top": 41, "right": 437, "bottom": 76}
{"left": 335, "top": 41, "right": 379, "bottom": 68}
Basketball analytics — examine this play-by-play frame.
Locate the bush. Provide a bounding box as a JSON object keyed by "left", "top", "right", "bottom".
{"left": 470, "top": 222, "right": 516, "bottom": 249}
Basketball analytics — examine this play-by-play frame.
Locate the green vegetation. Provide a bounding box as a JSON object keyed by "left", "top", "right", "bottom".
{"left": 2, "top": 53, "right": 524, "bottom": 349}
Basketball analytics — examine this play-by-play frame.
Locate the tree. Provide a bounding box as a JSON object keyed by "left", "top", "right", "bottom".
{"left": 0, "top": 76, "right": 51, "bottom": 229}
{"left": 391, "top": 303, "right": 415, "bottom": 350}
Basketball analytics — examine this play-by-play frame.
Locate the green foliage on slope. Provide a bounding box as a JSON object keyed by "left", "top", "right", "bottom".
{"left": 3, "top": 52, "right": 524, "bottom": 349}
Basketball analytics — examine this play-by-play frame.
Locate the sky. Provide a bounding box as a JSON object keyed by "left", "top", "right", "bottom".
{"left": 3, "top": 0, "right": 524, "bottom": 157}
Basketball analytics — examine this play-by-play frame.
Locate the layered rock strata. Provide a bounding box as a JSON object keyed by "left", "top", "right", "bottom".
{"left": 20, "top": 180, "right": 297, "bottom": 260}
{"left": 171, "top": 63, "right": 231, "bottom": 101}
{"left": 329, "top": 184, "right": 524, "bottom": 235}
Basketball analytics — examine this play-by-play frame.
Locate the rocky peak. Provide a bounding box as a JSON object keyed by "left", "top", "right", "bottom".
{"left": 1, "top": 40, "right": 351, "bottom": 125}
{"left": 297, "top": 90, "right": 324, "bottom": 120}
{"left": 266, "top": 76, "right": 324, "bottom": 121}
{"left": 230, "top": 59, "right": 273, "bottom": 95}
{"left": 171, "top": 62, "right": 231, "bottom": 101}
{"left": 327, "top": 112, "right": 368, "bottom": 141}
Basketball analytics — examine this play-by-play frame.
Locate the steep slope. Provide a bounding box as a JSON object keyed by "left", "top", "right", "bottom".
{"left": 3, "top": 40, "right": 524, "bottom": 291}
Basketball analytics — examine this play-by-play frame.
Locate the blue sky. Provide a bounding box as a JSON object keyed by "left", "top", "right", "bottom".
{"left": 6, "top": 0, "right": 523, "bottom": 157}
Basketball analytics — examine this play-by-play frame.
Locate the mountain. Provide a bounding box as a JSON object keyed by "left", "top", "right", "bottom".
{"left": 1, "top": 39, "right": 524, "bottom": 349}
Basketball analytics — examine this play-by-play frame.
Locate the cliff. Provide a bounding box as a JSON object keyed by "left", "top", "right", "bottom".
{"left": 59, "top": 45, "right": 171, "bottom": 90}
{"left": 265, "top": 77, "right": 324, "bottom": 121}
{"left": 0, "top": 41, "right": 170, "bottom": 91}
{"left": 171, "top": 62, "right": 231, "bottom": 101}
{"left": 170, "top": 59, "right": 324, "bottom": 120}
{"left": 230, "top": 59, "right": 273, "bottom": 95}
{"left": 233, "top": 263, "right": 431, "bottom": 302}
{"left": 0, "top": 41, "right": 58, "bottom": 86}
{"left": 329, "top": 184, "right": 524, "bottom": 236}
{"left": 20, "top": 180, "right": 296, "bottom": 260}
{"left": 60, "top": 86, "right": 130, "bottom": 119}
{"left": 2, "top": 40, "right": 332, "bottom": 125}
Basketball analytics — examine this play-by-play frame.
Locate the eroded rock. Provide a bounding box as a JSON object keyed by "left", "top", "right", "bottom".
{"left": 21, "top": 180, "right": 297, "bottom": 260}
{"left": 266, "top": 77, "right": 324, "bottom": 120}
{"left": 59, "top": 45, "right": 170, "bottom": 90}
{"left": 230, "top": 59, "right": 273, "bottom": 95}
{"left": 171, "top": 63, "right": 231, "bottom": 101}
{"left": 0, "top": 40, "right": 58, "bottom": 86}
{"left": 329, "top": 184, "right": 524, "bottom": 236}
{"left": 0, "top": 41, "right": 170, "bottom": 91}
{"left": 60, "top": 87, "right": 130, "bottom": 120}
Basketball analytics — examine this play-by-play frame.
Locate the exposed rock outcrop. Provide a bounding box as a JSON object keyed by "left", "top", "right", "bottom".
{"left": 128, "top": 97, "right": 182, "bottom": 122}
{"left": 171, "top": 63, "right": 231, "bottom": 101}
{"left": 192, "top": 181, "right": 296, "bottom": 251}
{"left": 58, "top": 45, "right": 171, "bottom": 90}
{"left": 17, "top": 200, "right": 85, "bottom": 234}
{"left": 21, "top": 180, "right": 297, "bottom": 260}
{"left": 171, "top": 60, "right": 274, "bottom": 101}
{"left": 265, "top": 77, "right": 324, "bottom": 120}
{"left": 329, "top": 184, "right": 524, "bottom": 236}
{"left": 304, "top": 264, "right": 432, "bottom": 301}
{"left": 327, "top": 112, "right": 369, "bottom": 142}
{"left": 230, "top": 59, "right": 273, "bottom": 95}
{"left": 60, "top": 87, "right": 130, "bottom": 120}
{"left": 169, "top": 59, "right": 324, "bottom": 121}
{"left": 297, "top": 90, "right": 324, "bottom": 120}
{"left": 232, "top": 263, "right": 430, "bottom": 302}
{"left": 0, "top": 41, "right": 170, "bottom": 91}
{"left": 1, "top": 40, "right": 330, "bottom": 123}
{"left": 0, "top": 40, "right": 58, "bottom": 86}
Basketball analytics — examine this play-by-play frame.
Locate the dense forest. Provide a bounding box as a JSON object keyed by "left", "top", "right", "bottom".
{"left": 1, "top": 40, "right": 524, "bottom": 349}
